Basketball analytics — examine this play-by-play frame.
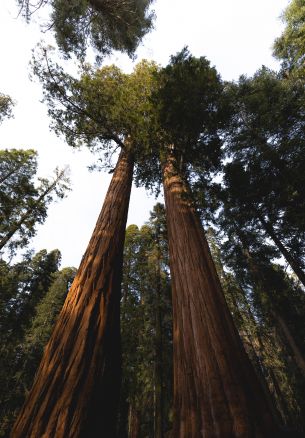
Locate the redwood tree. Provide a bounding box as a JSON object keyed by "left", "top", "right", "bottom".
{"left": 16, "top": 0, "right": 154, "bottom": 60}
{"left": 157, "top": 50, "right": 284, "bottom": 437}
{"left": 12, "top": 57, "right": 159, "bottom": 437}
{"left": 12, "top": 149, "right": 134, "bottom": 437}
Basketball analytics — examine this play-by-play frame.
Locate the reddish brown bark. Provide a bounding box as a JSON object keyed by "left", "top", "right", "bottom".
{"left": 162, "top": 154, "right": 282, "bottom": 437}
{"left": 11, "top": 149, "right": 134, "bottom": 438}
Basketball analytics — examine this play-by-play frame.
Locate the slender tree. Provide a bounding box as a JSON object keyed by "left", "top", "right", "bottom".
{"left": 120, "top": 205, "right": 172, "bottom": 438}
{"left": 201, "top": 182, "right": 305, "bottom": 432}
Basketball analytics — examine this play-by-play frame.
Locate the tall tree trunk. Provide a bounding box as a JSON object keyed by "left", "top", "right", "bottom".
{"left": 162, "top": 153, "right": 281, "bottom": 437}
{"left": 256, "top": 212, "right": 305, "bottom": 288}
{"left": 12, "top": 149, "right": 134, "bottom": 438}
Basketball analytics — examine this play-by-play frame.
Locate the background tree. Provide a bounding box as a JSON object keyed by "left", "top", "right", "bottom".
{"left": 0, "top": 250, "right": 75, "bottom": 437}
{"left": 0, "top": 93, "right": 14, "bottom": 124}
{"left": 206, "top": 228, "right": 305, "bottom": 433}
{"left": 221, "top": 67, "right": 305, "bottom": 287}
{"left": 0, "top": 149, "right": 70, "bottom": 255}
{"left": 120, "top": 204, "right": 172, "bottom": 438}
{"left": 273, "top": 0, "right": 305, "bottom": 74}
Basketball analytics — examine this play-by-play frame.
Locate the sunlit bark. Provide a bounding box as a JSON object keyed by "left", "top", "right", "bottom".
{"left": 12, "top": 149, "right": 134, "bottom": 438}
{"left": 163, "top": 153, "right": 281, "bottom": 437}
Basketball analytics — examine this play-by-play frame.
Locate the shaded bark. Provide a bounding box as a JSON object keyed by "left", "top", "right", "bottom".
{"left": 162, "top": 153, "right": 282, "bottom": 437}
{"left": 11, "top": 149, "right": 134, "bottom": 438}
{"left": 257, "top": 212, "right": 305, "bottom": 288}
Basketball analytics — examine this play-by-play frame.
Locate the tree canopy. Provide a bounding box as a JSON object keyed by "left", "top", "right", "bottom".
{"left": 0, "top": 149, "right": 70, "bottom": 255}
{"left": 274, "top": 0, "right": 305, "bottom": 73}
{"left": 17, "top": 0, "right": 155, "bottom": 60}
{"left": 0, "top": 93, "right": 14, "bottom": 124}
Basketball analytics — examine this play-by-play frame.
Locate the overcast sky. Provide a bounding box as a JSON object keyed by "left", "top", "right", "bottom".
{"left": 0, "top": 0, "right": 289, "bottom": 268}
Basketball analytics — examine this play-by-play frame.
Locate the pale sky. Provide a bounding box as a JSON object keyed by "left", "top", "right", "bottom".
{"left": 0, "top": 0, "right": 289, "bottom": 268}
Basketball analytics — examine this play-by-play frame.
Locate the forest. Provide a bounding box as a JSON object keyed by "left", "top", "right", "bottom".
{"left": 0, "top": 0, "right": 305, "bottom": 437}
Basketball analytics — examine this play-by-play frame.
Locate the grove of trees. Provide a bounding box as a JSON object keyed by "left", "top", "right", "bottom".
{"left": 1, "top": 0, "right": 305, "bottom": 437}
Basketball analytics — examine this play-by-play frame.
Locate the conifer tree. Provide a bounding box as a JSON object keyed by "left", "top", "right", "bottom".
{"left": 154, "top": 49, "right": 283, "bottom": 437}
{"left": 274, "top": 0, "right": 305, "bottom": 74}
{"left": 0, "top": 93, "right": 13, "bottom": 124}
{"left": 27, "top": 47, "right": 291, "bottom": 437}
{"left": 0, "top": 250, "right": 65, "bottom": 436}
{"left": 16, "top": 0, "right": 154, "bottom": 60}
{"left": 120, "top": 204, "right": 172, "bottom": 438}
{"left": 221, "top": 68, "right": 305, "bottom": 287}
{"left": 12, "top": 56, "right": 159, "bottom": 437}
{"left": 0, "top": 149, "right": 70, "bottom": 255}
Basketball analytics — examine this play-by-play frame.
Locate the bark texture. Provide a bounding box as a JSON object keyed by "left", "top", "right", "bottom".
{"left": 162, "top": 154, "right": 282, "bottom": 438}
{"left": 11, "top": 149, "right": 134, "bottom": 438}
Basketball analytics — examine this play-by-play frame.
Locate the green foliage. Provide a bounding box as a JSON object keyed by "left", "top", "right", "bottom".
{"left": 274, "top": 0, "right": 305, "bottom": 73}
{"left": 17, "top": 0, "right": 154, "bottom": 60}
{"left": 119, "top": 204, "right": 172, "bottom": 437}
{"left": 0, "top": 93, "right": 14, "bottom": 124}
{"left": 154, "top": 48, "right": 224, "bottom": 173}
{"left": 0, "top": 149, "right": 70, "bottom": 255}
{"left": 0, "top": 251, "right": 76, "bottom": 437}
{"left": 33, "top": 50, "right": 162, "bottom": 189}
{"left": 0, "top": 249, "right": 62, "bottom": 344}
{"left": 206, "top": 229, "right": 305, "bottom": 431}
{"left": 222, "top": 67, "right": 305, "bottom": 270}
